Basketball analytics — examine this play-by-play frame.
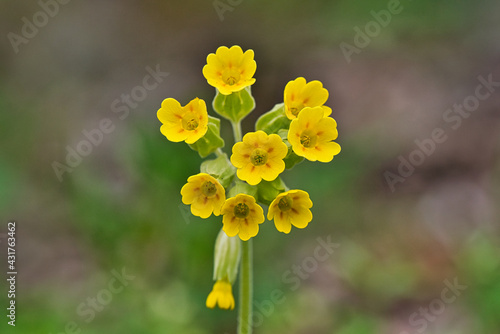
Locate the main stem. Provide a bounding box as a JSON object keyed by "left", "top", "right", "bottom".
{"left": 238, "top": 240, "right": 253, "bottom": 334}
{"left": 231, "top": 121, "right": 252, "bottom": 334}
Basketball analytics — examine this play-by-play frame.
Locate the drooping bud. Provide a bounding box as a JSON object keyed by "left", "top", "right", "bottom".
{"left": 213, "top": 228, "right": 241, "bottom": 284}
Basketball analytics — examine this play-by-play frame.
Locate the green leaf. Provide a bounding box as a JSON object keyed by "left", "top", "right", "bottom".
{"left": 256, "top": 177, "right": 287, "bottom": 206}
{"left": 189, "top": 116, "right": 224, "bottom": 158}
{"left": 200, "top": 153, "right": 235, "bottom": 188}
{"left": 212, "top": 86, "right": 256, "bottom": 123}
{"left": 255, "top": 103, "right": 291, "bottom": 135}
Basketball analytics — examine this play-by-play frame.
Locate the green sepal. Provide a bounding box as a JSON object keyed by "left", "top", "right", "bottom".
{"left": 200, "top": 153, "right": 235, "bottom": 189}
{"left": 228, "top": 180, "right": 258, "bottom": 199}
{"left": 255, "top": 103, "right": 291, "bottom": 135}
{"left": 256, "top": 177, "right": 286, "bottom": 206}
{"left": 277, "top": 129, "right": 305, "bottom": 169}
{"left": 189, "top": 116, "right": 224, "bottom": 158}
{"left": 213, "top": 228, "right": 241, "bottom": 284}
{"left": 212, "top": 86, "right": 256, "bottom": 123}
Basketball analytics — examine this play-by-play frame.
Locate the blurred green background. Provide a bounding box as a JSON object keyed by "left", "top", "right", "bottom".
{"left": 1, "top": 0, "right": 500, "bottom": 333}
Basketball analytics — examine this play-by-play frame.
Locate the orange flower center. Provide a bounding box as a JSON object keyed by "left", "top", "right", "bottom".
{"left": 288, "top": 101, "right": 305, "bottom": 116}
{"left": 234, "top": 203, "right": 249, "bottom": 218}
{"left": 300, "top": 130, "right": 317, "bottom": 148}
{"left": 222, "top": 70, "right": 240, "bottom": 86}
{"left": 202, "top": 181, "right": 217, "bottom": 198}
{"left": 182, "top": 113, "right": 199, "bottom": 131}
{"left": 250, "top": 148, "right": 268, "bottom": 166}
{"left": 278, "top": 195, "right": 293, "bottom": 211}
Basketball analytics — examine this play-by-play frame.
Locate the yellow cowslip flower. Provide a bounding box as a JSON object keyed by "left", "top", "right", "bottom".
{"left": 202, "top": 45, "right": 257, "bottom": 95}
{"left": 180, "top": 173, "right": 226, "bottom": 219}
{"left": 206, "top": 279, "right": 235, "bottom": 310}
{"left": 157, "top": 97, "right": 208, "bottom": 144}
{"left": 284, "top": 77, "right": 332, "bottom": 120}
{"left": 267, "top": 190, "right": 313, "bottom": 234}
{"left": 230, "top": 131, "right": 288, "bottom": 185}
{"left": 288, "top": 106, "right": 341, "bottom": 162}
{"left": 221, "top": 194, "right": 265, "bottom": 241}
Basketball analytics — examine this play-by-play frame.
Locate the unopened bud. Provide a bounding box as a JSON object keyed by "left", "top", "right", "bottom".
{"left": 213, "top": 228, "right": 241, "bottom": 284}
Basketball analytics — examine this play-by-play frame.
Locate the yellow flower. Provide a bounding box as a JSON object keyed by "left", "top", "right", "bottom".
{"left": 203, "top": 45, "right": 257, "bottom": 95}
{"left": 180, "top": 173, "right": 226, "bottom": 219}
{"left": 230, "top": 131, "right": 288, "bottom": 185}
{"left": 284, "top": 77, "right": 332, "bottom": 119}
{"left": 267, "top": 190, "right": 313, "bottom": 234}
{"left": 206, "top": 279, "right": 235, "bottom": 310}
{"left": 157, "top": 97, "right": 208, "bottom": 144}
{"left": 221, "top": 194, "right": 265, "bottom": 241}
{"left": 288, "top": 106, "right": 341, "bottom": 162}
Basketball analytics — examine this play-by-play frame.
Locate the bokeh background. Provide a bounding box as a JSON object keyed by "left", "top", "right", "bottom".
{"left": 1, "top": 0, "right": 500, "bottom": 333}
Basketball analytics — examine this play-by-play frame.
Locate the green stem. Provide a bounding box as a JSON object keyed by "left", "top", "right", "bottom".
{"left": 232, "top": 121, "right": 243, "bottom": 142}
{"left": 231, "top": 120, "right": 252, "bottom": 334}
{"left": 238, "top": 239, "right": 253, "bottom": 334}
{"left": 215, "top": 147, "right": 225, "bottom": 157}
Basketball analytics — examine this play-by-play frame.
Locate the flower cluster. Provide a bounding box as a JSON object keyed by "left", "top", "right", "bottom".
{"left": 157, "top": 45, "right": 341, "bottom": 311}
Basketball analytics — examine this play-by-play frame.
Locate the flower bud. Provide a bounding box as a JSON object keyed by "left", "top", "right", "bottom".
{"left": 213, "top": 228, "right": 241, "bottom": 284}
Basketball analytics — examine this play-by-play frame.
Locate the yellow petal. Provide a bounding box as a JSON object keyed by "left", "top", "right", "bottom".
{"left": 297, "top": 106, "right": 324, "bottom": 127}
{"left": 321, "top": 105, "right": 332, "bottom": 117}
{"left": 301, "top": 80, "right": 328, "bottom": 107}
{"left": 206, "top": 291, "right": 217, "bottom": 308}
{"left": 266, "top": 134, "right": 288, "bottom": 160}
{"left": 259, "top": 159, "right": 285, "bottom": 181}
{"left": 223, "top": 216, "right": 240, "bottom": 237}
{"left": 242, "top": 130, "right": 267, "bottom": 147}
{"left": 228, "top": 45, "right": 244, "bottom": 61}
{"left": 221, "top": 197, "right": 236, "bottom": 214}
{"left": 212, "top": 186, "right": 226, "bottom": 216}
{"left": 185, "top": 127, "right": 207, "bottom": 144}
{"left": 287, "top": 120, "right": 302, "bottom": 147}
{"left": 251, "top": 200, "right": 265, "bottom": 219}
{"left": 239, "top": 49, "right": 256, "bottom": 79}
{"left": 203, "top": 53, "right": 223, "bottom": 78}
{"left": 191, "top": 196, "right": 213, "bottom": 218}
{"left": 238, "top": 218, "right": 259, "bottom": 241}
{"left": 157, "top": 98, "right": 183, "bottom": 124}
{"left": 230, "top": 142, "right": 252, "bottom": 168}
{"left": 315, "top": 117, "right": 338, "bottom": 142}
{"left": 267, "top": 197, "right": 281, "bottom": 220}
{"left": 274, "top": 211, "right": 292, "bottom": 234}
{"left": 315, "top": 141, "right": 341, "bottom": 163}
{"left": 289, "top": 190, "right": 313, "bottom": 208}
{"left": 160, "top": 124, "right": 187, "bottom": 142}
{"left": 180, "top": 182, "right": 200, "bottom": 204}
{"left": 237, "top": 164, "right": 262, "bottom": 185}
{"left": 290, "top": 205, "right": 313, "bottom": 229}
{"left": 284, "top": 77, "right": 307, "bottom": 101}
{"left": 215, "top": 46, "right": 232, "bottom": 65}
